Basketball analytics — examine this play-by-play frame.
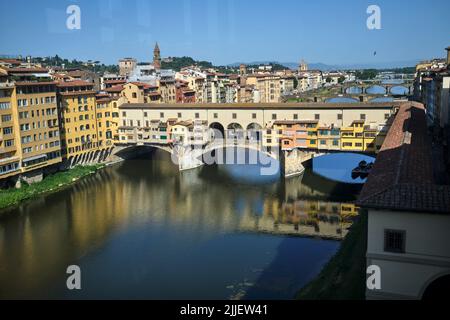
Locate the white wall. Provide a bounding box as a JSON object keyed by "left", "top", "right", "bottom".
{"left": 367, "top": 209, "right": 450, "bottom": 299}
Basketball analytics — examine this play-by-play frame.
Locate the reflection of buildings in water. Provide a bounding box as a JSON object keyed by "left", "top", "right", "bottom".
{"left": 0, "top": 155, "right": 361, "bottom": 298}
{"left": 249, "top": 199, "right": 358, "bottom": 240}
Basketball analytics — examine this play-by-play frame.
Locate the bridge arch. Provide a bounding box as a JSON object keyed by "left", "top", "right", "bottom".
{"left": 344, "top": 86, "right": 363, "bottom": 94}
{"left": 246, "top": 123, "right": 263, "bottom": 141}
{"left": 209, "top": 122, "right": 225, "bottom": 139}
{"left": 113, "top": 144, "right": 173, "bottom": 160}
{"left": 365, "top": 85, "right": 387, "bottom": 95}
{"left": 227, "top": 122, "right": 244, "bottom": 140}
{"left": 389, "top": 85, "right": 409, "bottom": 95}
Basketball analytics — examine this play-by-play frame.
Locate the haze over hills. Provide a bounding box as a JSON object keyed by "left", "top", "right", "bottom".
{"left": 228, "top": 60, "right": 423, "bottom": 70}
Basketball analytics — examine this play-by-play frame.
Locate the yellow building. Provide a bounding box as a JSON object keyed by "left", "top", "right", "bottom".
{"left": 363, "top": 126, "right": 377, "bottom": 153}
{"left": 341, "top": 120, "right": 365, "bottom": 151}
{"left": 0, "top": 83, "right": 20, "bottom": 180}
{"left": 306, "top": 120, "right": 319, "bottom": 148}
{"left": 95, "top": 93, "right": 116, "bottom": 150}
{"left": 0, "top": 66, "right": 62, "bottom": 184}
{"left": 158, "top": 79, "right": 176, "bottom": 104}
{"left": 121, "top": 82, "right": 161, "bottom": 104}
{"left": 57, "top": 81, "right": 99, "bottom": 163}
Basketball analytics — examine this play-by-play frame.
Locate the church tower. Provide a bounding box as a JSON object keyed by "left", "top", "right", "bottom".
{"left": 298, "top": 59, "right": 308, "bottom": 72}
{"left": 153, "top": 42, "right": 161, "bottom": 69}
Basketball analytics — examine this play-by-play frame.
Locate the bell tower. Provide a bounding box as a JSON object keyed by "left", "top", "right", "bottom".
{"left": 153, "top": 42, "right": 161, "bottom": 69}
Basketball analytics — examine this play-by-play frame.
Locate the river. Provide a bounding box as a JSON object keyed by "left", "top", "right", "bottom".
{"left": 0, "top": 149, "right": 365, "bottom": 299}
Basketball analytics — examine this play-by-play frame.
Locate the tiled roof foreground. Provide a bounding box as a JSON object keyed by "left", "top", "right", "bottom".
{"left": 357, "top": 102, "right": 450, "bottom": 213}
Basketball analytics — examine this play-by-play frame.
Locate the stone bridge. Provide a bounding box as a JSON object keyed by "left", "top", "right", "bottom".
{"left": 112, "top": 139, "right": 328, "bottom": 178}
{"left": 341, "top": 80, "right": 414, "bottom": 95}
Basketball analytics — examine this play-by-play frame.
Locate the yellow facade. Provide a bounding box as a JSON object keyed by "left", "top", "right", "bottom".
{"left": 57, "top": 81, "right": 99, "bottom": 160}
{"left": 340, "top": 120, "right": 365, "bottom": 151}
{"left": 363, "top": 128, "right": 377, "bottom": 153}
{"left": 95, "top": 95, "right": 116, "bottom": 149}
{"left": 306, "top": 121, "right": 318, "bottom": 148}
{"left": 0, "top": 84, "right": 20, "bottom": 179}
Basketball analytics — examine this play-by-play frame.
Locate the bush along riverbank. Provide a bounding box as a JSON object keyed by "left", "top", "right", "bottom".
{"left": 295, "top": 211, "right": 367, "bottom": 300}
{"left": 0, "top": 164, "right": 104, "bottom": 211}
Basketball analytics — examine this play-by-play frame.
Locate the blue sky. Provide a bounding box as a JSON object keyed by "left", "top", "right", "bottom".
{"left": 0, "top": 0, "right": 449, "bottom": 66}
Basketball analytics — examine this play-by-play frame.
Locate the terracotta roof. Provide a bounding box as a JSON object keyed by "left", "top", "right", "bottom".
{"left": 59, "top": 90, "right": 96, "bottom": 96}
{"left": 357, "top": 102, "right": 450, "bottom": 214}
{"left": 57, "top": 80, "right": 94, "bottom": 87}
{"left": 3, "top": 67, "right": 48, "bottom": 73}
{"left": 105, "top": 85, "right": 124, "bottom": 93}
{"left": 104, "top": 79, "right": 126, "bottom": 84}
{"left": 15, "top": 81, "right": 56, "bottom": 86}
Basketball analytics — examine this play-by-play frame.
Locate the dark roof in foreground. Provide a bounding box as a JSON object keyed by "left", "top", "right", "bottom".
{"left": 357, "top": 101, "right": 450, "bottom": 214}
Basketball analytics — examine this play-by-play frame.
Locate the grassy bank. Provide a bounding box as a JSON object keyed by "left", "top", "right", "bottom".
{"left": 0, "top": 164, "right": 104, "bottom": 210}
{"left": 295, "top": 212, "right": 367, "bottom": 300}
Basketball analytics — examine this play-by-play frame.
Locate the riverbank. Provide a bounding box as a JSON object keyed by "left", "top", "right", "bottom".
{"left": 295, "top": 211, "right": 367, "bottom": 300}
{"left": 0, "top": 164, "right": 104, "bottom": 211}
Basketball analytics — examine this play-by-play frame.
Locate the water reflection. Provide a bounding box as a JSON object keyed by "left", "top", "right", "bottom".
{"left": 325, "top": 97, "right": 358, "bottom": 103}
{"left": 0, "top": 150, "right": 360, "bottom": 299}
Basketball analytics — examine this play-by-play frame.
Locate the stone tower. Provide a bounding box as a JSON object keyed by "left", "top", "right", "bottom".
{"left": 298, "top": 59, "right": 308, "bottom": 72}
{"left": 153, "top": 42, "right": 161, "bottom": 69}
{"left": 239, "top": 64, "right": 247, "bottom": 76}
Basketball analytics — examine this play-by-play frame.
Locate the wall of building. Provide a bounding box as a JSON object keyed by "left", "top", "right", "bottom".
{"left": 366, "top": 209, "right": 450, "bottom": 299}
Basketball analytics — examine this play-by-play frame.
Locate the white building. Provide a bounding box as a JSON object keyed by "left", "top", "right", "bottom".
{"left": 357, "top": 101, "right": 450, "bottom": 300}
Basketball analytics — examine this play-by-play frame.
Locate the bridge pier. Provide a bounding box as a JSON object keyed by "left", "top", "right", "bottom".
{"left": 173, "top": 145, "right": 204, "bottom": 171}
{"left": 279, "top": 148, "right": 328, "bottom": 178}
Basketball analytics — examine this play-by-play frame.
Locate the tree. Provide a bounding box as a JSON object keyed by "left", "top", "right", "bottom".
{"left": 338, "top": 76, "right": 345, "bottom": 84}
{"left": 293, "top": 77, "right": 299, "bottom": 89}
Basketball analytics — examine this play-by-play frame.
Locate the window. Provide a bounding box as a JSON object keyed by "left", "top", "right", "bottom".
{"left": 232, "top": 113, "right": 237, "bottom": 119}
{"left": 214, "top": 113, "right": 218, "bottom": 118}
{"left": 160, "top": 112, "right": 164, "bottom": 118}
{"left": 122, "top": 112, "right": 126, "bottom": 117}
{"left": 272, "top": 114, "right": 277, "bottom": 120}
{"left": 315, "top": 114, "right": 320, "bottom": 120}
{"left": 337, "top": 113, "right": 343, "bottom": 120}
{"left": 360, "top": 114, "right": 366, "bottom": 120}
{"left": 5, "top": 139, "right": 14, "bottom": 147}
{"left": 293, "top": 114, "right": 298, "bottom": 120}
{"left": 384, "top": 229, "right": 406, "bottom": 253}
{"left": 144, "top": 112, "right": 148, "bottom": 117}
{"left": 0, "top": 102, "right": 10, "bottom": 110}
{"left": 252, "top": 113, "right": 257, "bottom": 119}
{"left": 195, "top": 113, "right": 199, "bottom": 119}
{"left": 178, "top": 112, "right": 182, "bottom": 118}
{"left": 385, "top": 113, "right": 390, "bottom": 120}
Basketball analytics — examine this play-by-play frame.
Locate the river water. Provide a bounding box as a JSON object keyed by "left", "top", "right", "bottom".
{"left": 0, "top": 149, "right": 365, "bottom": 299}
